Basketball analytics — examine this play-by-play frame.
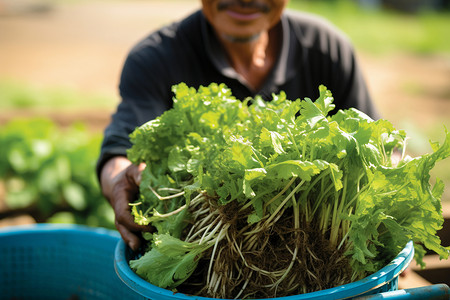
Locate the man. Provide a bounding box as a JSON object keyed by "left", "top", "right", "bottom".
{"left": 99, "top": 0, "right": 380, "bottom": 251}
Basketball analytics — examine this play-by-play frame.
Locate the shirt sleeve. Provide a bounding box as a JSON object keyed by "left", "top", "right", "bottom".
{"left": 96, "top": 43, "right": 173, "bottom": 178}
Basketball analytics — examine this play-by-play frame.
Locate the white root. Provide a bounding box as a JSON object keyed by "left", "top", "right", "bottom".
{"left": 196, "top": 210, "right": 219, "bottom": 228}
{"left": 184, "top": 223, "right": 209, "bottom": 243}
{"left": 185, "top": 211, "right": 219, "bottom": 242}
{"left": 157, "top": 187, "right": 183, "bottom": 193}
{"left": 207, "top": 271, "right": 218, "bottom": 293}
{"left": 234, "top": 272, "right": 251, "bottom": 299}
{"left": 190, "top": 192, "right": 207, "bottom": 206}
{"left": 191, "top": 206, "right": 211, "bottom": 218}
{"left": 206, "top": 224, "right": 229, "bottom": 287}
{"left": 306, "top": 247, "right": 320, "bottom": 262}
{"left": 212, "top": 273, "right": 222, "bottom": 294}
{"left": 285, "top": 274, "right": 300, "bottom": 293}
{"left": 149, "top": 185, "right": 185, "bottom": 200}
{"left": 153, "top": 204, "right": 186, "bottom": 218}
{"left": 200, "top": 219, "right": 223, "bottom": 244}
{"left": 270, "top": 245, "right": 298, "bottom": 289}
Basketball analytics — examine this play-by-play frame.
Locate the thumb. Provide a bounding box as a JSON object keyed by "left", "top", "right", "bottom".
{"left": 126, "top": 162, "right": 146, "bottom": 186}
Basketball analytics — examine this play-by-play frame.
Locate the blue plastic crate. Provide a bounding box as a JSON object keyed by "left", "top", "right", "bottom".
{"left": 0, "top": 224, "right": 145, "bottom": 300}
{"left": 114, "top": 239, "right": 415, "bottom": 300}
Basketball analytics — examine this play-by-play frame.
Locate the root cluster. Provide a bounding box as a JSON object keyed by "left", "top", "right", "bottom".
{"left": 178, "top": 194, "right": 353, "bottom": 299}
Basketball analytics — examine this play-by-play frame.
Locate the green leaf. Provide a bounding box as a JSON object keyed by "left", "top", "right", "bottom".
{"left": 266, "top": 160, "right": 326, "bottom": 181}
{"left": 5, "top": 179, "right": 37, "bottom": 209}
{"left": 168, "top": 146, "right": 189, "bottom": 173}
{"left": 228, "top": 136, "right": 255, "bottom": 168}
{"left": 300, "top": 98, "right": 326, "bottom": 129}
{"left": 130, "top": 234, "right": 211, "bottom": 289}
{"left": 63, "top": 182, "right": 87, "bottom": 211}
{"left": 260, "top": 127, "right": 285, "bottom": 154}
{"left": 316, "top": 85, "right": 336, "bottom": 115}
{"left": 8, "top": 148, "right": 28, "bottom": 173}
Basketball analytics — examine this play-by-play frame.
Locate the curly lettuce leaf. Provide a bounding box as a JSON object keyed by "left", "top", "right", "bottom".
{"left": 130, "top": 234, "right": 211, "bottom": 289}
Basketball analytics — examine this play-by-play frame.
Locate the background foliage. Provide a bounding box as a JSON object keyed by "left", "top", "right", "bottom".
{"left": 0, "top": 118, "right": 115, "bottom": 228}
{"left": 288, "top": 0, "right": 450, "bottom": 55}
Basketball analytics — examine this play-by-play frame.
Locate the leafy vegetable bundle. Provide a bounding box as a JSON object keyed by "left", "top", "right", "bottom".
{"left": 127, "top": 83, "right": 449, "bottom": 299}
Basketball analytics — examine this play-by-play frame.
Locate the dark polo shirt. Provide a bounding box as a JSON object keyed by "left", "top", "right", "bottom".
{"left": 97, "top": 9, "right": 379, "bottom": 175}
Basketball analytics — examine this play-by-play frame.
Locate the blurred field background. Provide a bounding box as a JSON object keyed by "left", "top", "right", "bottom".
{"left": 0, "top": 0, "right": 449, "bottom": 229}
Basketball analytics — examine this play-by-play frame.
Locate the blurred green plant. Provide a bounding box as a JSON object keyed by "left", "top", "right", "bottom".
{"left": 0, "top": 118, "right": 115, "bottom": 229}
{"left": 0, "top": 79, "right": 117, "bottom": 110}
{"left": 288, "top": 0, "right": 450, "bottom": 55}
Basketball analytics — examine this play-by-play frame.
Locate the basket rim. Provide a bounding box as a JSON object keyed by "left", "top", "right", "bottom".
{"left": 114, "top": 239, "right": 414, "bottom": 300}
{"left": 0, "top": 223, "right": 120, "bottom": 239}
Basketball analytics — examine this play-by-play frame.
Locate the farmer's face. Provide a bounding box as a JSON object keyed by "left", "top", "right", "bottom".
{"left": 201, "top": 0, "right": 288, "bottom": 41}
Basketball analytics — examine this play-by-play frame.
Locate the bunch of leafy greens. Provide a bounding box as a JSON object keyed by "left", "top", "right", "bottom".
{"left": 127, "top": 83, "right": 449, "bottom": 298}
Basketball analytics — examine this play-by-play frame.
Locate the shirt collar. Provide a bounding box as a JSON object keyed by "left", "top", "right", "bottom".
{"left": 200, "top": 12, "right": 292, "bottom": 94}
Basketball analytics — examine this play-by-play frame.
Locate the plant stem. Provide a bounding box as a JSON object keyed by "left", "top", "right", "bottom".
{"left": 148, "top": 184, "right": 185, "bottom": 200}
{"left": 263, "top": 176, "right": 297, "bottom": 211}
{"left": 264, "top": 179, "right": 305, "bottom": 227}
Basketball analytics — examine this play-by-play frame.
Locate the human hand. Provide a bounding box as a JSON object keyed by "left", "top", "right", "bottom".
{"left": 100, "top": 156, "right": 154, "bottom": 251}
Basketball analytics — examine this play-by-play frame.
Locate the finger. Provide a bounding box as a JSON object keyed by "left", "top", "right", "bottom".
{"left": 136, "top": 163, "right": 146, "bottom": 184}
{"left": 114, "top": 191, "right": 152, "bottom": 232}
{"left": 116, "top": 222, "right": 142, "bottom": 251}
{"left": 110, "top": 167, "right": 145, "bottom": 230}
{"left": 115, "top": 163, "right": 153, "bottom": 231}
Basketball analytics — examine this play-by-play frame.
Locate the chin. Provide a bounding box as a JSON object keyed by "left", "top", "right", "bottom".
{"left": 222, "top": 32, "right": 262, "bottom": 43}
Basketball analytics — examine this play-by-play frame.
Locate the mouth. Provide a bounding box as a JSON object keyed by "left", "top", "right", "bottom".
{"left": 217, "top": 1, "right": 270, "bottom": 21}
{"left": 225, "top": 9, "right": 262, "bottom": 21}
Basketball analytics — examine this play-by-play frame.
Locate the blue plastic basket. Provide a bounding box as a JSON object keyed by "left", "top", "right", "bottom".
{"left": 0, "top": 224, "right": 145, "bottom": 300}
{"left": 114, "top": 239, "right": 414, "bottom": 300}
